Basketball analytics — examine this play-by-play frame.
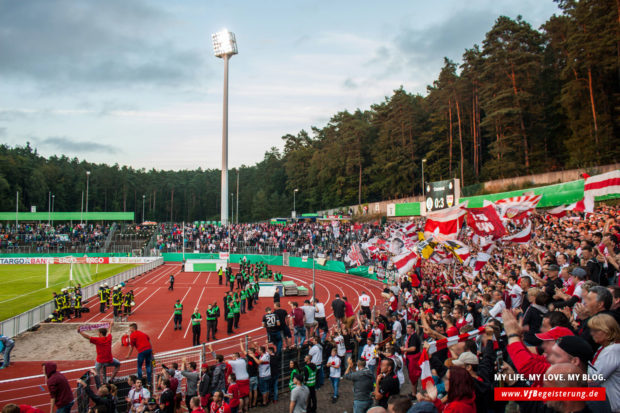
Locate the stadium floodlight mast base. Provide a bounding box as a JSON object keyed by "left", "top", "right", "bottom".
{"left": 212, "top": 29, "right": 238, "bottom": 227}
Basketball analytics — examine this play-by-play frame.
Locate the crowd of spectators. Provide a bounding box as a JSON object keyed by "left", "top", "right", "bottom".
{"left": 0, "top": 223, "right": 110, "bottom": 252}
{"left": 5, "top": 203, "right": 620, "bottom": 413}
{"left": 154, "top": 221, "right": 383, "bottom": 259}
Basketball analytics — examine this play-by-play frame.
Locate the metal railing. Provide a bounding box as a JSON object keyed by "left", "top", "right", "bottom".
{"left": 0, "top": 258, "right": 164, "bottom": 338}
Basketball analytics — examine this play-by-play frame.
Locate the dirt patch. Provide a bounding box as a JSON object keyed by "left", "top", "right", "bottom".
{"left": 12, "top": 323, "right": 130, "bottom": 361}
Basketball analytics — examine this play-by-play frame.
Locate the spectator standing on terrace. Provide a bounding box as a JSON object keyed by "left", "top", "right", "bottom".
{"left": 313, "top": 298, "right": 328, "bottom": 342}
{"left": 78, "top": 320, "right": 121, "bottom": 382}
{"left": 289, "top": 374, "right": 309, "bottom": 413}
{"left": 180, "top": 359, "right": 200, "bottom": 412}
{"left": 126, "top": 323, "right": 154, "bottom": 386}
{"left": 42, "top": 362, "right": 74, "bottom": 413}
{"left": 262, "top": 307, "right": 281, "bottom": 354}
{"left": 331, "top": 294, "right": 346, "bottom": 326}
{"left": 586, "top": 314, "right": 620, "bottom": 411}
{"left": 289, "top": 302, "right": 306, "bottom": 347}
{"left": 359, "top": 291, "right": 371, "bottom": 319}
{"left": 209, "top": 391, "right": 231, "bottom": 413}
{"left": 300, "top": 300, "right": 316, "bottom": 339}
{"left": 126, "top": 377, "right": 151, "bottom": 413}
{"left": 343, "top": 358, "right": 374, "bottom": 413}
{"left": 372, "top": 358, "right": 399, "bottom": 410}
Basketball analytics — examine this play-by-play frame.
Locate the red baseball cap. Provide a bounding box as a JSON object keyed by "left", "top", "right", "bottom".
{"left": 201, "top": 363, "right": 209, "bottom": 369}
{"left": 535, "top": 327, "right": 574, "bottom": 341}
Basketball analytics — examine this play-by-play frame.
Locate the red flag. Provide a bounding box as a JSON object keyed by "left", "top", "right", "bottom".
{"left": 466, "top": 203, "right": 506, "bottom": 239}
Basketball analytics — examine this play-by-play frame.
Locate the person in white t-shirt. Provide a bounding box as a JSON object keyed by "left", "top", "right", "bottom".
{"left": 489, "top": 290, "right": 506, "bottom": 321}
{"left": 127, "top": 378, "right": 150, "bottom": 413}
{"left": 257, "top": 346, "right": 271, "bottom": 406}
{"left": 391, "top": 315, "right": 403, "bottom": 347}
{"left": 326, "top": 348, "right": 341, "bottom": 402}
{"left": 507, "top": 275, "right": 523, "bottom": 309}
{"left": 360, "top": 337, "right": 377, "bottom": 376}
{"left": 359, "top": 292, "right": 371, "bottom": 318}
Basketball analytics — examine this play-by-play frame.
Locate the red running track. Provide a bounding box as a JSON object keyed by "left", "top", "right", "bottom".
{"left": 0, "top": 262, "right": 385, "bottom": 408}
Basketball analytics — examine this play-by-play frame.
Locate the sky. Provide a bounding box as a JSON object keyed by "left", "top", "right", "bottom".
{"left": 0, "top": 0, "right": 561, "bottom": 171}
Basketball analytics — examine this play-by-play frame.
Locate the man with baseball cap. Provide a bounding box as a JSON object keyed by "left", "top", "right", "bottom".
{"left": 145, "top": 398, "right": 160, "bottom": 413}
{"left": 535, "top": 326, "right": 575, "bottom": 356}
{"left": 547, "top": 335, "right": 594, "bottom": 371}
{"left": 504, "top": 310, "right": 574, "bottom": 386}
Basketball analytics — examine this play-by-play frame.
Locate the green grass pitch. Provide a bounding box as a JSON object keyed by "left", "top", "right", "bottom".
{"left": 0, "top": 263, "right": 137, "bottom": 321}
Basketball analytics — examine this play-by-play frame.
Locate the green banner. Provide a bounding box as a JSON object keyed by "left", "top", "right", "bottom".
{"left": 394, "top": 202, "right": 422, "bottom": 217}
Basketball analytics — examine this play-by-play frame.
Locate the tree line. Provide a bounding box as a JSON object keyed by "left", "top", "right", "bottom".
{"left": 1, "top": 0, "right": 618, "bottom": 223}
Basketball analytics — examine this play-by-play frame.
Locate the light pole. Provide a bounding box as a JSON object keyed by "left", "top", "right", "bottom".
{"left": 212, "top": 29, "right": 238, "bottom": 226}
{"left": 51, "top": 195, "right": 55, "bottom": 226}
{"left": 230, "top": 193, "right": 234, "bottom": 222}
{"left": 48, "top": 191, "right": 51, "bottom": 225}
{"left": 85, "top": 171, "right": 91, "bottom": 223}
{"left": 421, "top": 159, "right": 427, "bottom": 199}
{"left": 142, "top": 194, "right": 146, "bottom": 223}
{"left": 293, "top": 188, "right": 298, "bottom": 219}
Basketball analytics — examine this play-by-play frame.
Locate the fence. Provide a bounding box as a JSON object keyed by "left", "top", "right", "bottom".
{"left": 0, "top": 258, "right": 164, "bottom": 338}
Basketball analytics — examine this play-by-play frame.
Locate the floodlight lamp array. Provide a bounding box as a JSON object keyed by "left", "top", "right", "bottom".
{"left": 212, "top": 30, "right": 238, "bottom": 58}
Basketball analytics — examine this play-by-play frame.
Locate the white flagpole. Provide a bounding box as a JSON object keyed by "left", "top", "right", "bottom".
{"left": 182, "top": 221, "right": 185, "bottom": 262}
{"left": 46, "top": 261, "right": 49, "bottom": 288}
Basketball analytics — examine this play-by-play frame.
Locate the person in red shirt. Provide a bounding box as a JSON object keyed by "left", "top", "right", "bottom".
{"left": 126, "top": 323, "right": 154, "bottom": 386}
{"left": 78, "top": 321, "right": 121, "bottom": 382}
{"left": 209, "top": 390, "right": 231, "bottom": 413}
{"left": 225, "top": 373, "right": 240, "bottom": 413}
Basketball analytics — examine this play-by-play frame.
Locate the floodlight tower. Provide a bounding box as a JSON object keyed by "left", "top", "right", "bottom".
{"left": 212, "top": 29, "right": 238, "bottom": 226}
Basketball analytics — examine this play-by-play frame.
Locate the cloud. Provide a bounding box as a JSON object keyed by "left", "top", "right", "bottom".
{"left": 38, "top": 137, "right": 118, "bottom": 154}
{"left": 0, "top": 0, "right": 208, "bottom": 90}
{"left": 394, "top": 9, "right": 496, "bottom": 66}
{"left": 0, "top": 127, "right": 6, "bottom": 138}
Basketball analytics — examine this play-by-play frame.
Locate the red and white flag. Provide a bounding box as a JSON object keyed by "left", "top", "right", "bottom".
{"left": 418, "top": 349, "right": 434, "bottom": 391}
{"left": 547, "top": 195, "right": 594, "bottom": 218}
{"left": 424, "top": 203, "right": 467, "bottom": 241}
{"left": 584, "top": 170, "right": 620, "bottom": 198}
{"left": 470, "top": 252, "right": 491, "bottom": 274}
{"left": 466, "top": 202, "right": 506, "bottom": 239}
{"left": 401, "top": 222, "right": 418, "bottom": 237}
{"left": 502, "top": 221, "right": 532, "bottom": 244}
{"left": 427, "top": 327, "right": 486, "bottom": 354}
{"left": 494, "top": 195, "right": 542, "bottom": 221}
{"left": 392, "top": 250, "right": 418, "bottom": 275}
{"left": 472, "top": 234, "right": 497, "bottom": 254}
